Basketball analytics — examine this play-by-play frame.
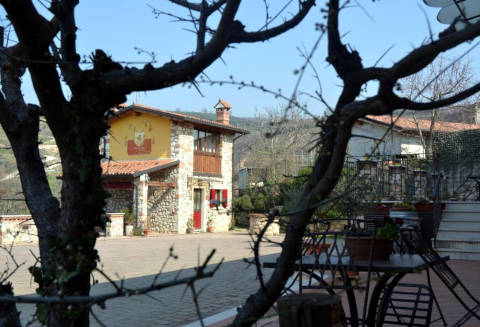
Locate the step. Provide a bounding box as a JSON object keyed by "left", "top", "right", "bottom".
{"left": 441, "top": 211, "right": 480, "bottom": 220}
{"left": 436, "top": 228, "right": 480, "bottom": 240}
{"left": 444, "top": 202, "right": 480, "bottom": 211}
{"left": 435, "top": 238, "right": 480, "bottom": 250}
{"left": 435, "top": 248, "right": 480, "bottom": 261}
{"left": 441, "top": 219, "right": 480, "bottom": 229}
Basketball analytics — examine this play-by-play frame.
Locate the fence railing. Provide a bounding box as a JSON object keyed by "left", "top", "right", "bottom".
{"left": 342, "top": 154, "right": 480, "bottom": 202}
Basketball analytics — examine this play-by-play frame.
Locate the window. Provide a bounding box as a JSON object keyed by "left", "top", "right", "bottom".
{"left": 194, "top": 129, "right": 220, "bottom": 153}
{"left": 209, "top": 189, "right": 228, "bottom": 208}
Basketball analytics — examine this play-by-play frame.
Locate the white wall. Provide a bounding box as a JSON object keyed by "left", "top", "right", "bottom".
{"left": 349, "top": 121, "right": 424, "bottom": 158}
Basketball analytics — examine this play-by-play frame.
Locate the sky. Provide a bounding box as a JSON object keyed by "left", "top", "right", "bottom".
{"left": 13, "top": 0, "right": 480, "bottom": 117}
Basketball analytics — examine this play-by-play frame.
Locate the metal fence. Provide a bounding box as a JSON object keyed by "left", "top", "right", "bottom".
{"left": 340, "top": 154, "right": 480, "bottom": 202}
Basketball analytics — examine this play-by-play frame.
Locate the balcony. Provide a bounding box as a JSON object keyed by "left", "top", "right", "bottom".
{"left": 194, "top": 151, "right": 222, "bottom": 175}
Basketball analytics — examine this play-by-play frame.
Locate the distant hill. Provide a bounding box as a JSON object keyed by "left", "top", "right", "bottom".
{"left": 175, "top": 111, "right": 263, "bottom": 132}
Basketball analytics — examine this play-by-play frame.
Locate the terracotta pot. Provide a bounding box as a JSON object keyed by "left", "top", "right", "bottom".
{"left": 414, "top": 203, "right": 434, "bottom": 212}
{"left": 345, "top": 236, "right": 392, "bottom": 261}
{"left": 207, "top": 226, "right": 215, "bottom": 233}
{"left": 144, "top": 229, "right": 152, "bottom": 237}
{"left": 186, "top": 227, "right": 195, "bottom": 234}
{"left": 304, "top": 242, "right": 331, "bottom": 255}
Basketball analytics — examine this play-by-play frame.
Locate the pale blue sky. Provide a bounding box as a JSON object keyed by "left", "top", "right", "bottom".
{"left": 15, "top": 1, "right": 480, "bottom": 117}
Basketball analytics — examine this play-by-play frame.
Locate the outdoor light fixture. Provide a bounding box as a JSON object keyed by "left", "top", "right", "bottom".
{"left": 424, "top": 0, "right": 480, "bottom": 29}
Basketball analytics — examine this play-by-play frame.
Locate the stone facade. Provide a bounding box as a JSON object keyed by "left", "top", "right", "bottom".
{"left": 0, "top": 215, "right": 38, "bottom": 244}
{"left": 171, "top": 122, "right": 194, "bottom": 233}
{"left": 103, "top": 109, "right": 240, "bottom": 234}
{"left": 105, "top": 189, "right": 132, "bottom": 213}
{"left": 147, "top": 167, "right": 178, "bottom": 233}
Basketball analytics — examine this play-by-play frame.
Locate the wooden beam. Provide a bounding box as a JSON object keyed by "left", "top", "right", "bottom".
{"left": 148, "top": 181, "right": 176, "bottom": 188}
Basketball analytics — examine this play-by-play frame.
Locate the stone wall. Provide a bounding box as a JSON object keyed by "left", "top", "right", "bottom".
{"left": 0, "top": 214, "right": 124, "bottom": 244}
{"left": 105, "top": 213, "right": 124, "bottom": 237}
{"left": 171, "top": 122, "right": 194, "bottom": 233}
{"left": 148, "top": 167, "right": 178, "bottom": 233}
{"left": 249, "top": 213, "right": 280, "bottom": 236}
{"left": 105, "top": 188, "right": 132, "bottom": 213}
{"left": 0, "top": 215, "right": 39, "bottom": 244}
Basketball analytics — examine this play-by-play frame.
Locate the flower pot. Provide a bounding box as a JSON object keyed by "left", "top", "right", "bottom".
{"left": 124, "top": 224, "right": 134, "bottom": 236}
{"left": 414, "top": 203, "right": 433, "bottom": 212}
{"left": 207, "top": 226, "right": 215, "bottom": 233}
{"left": 186, "top": 227, "right": 195, "bottom": 234}
{"left": 144, "top": 229, "right": 152, "bottom": 237}
{"left": 345, "top": 236, "right": 393, "bottom": 261}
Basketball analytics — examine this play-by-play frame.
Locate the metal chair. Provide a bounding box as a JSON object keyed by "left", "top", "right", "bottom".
{"left": 377, "top": 283, "right": 434, "bottom": 326}
{"left": 401, "top": 227, "right": 480, "bottom": 326}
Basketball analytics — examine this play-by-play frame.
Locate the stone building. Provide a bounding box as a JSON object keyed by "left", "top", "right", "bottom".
{"left": 101, "top": 100, "right": 248, "bottom": 234}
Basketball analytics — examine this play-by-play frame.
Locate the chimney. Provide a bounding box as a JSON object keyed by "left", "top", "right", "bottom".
{"left": 214, "top": 99, "right": 231, "bottom": 125}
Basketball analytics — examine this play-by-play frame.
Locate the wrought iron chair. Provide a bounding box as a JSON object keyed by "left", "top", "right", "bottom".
{"left": 400, "top": 226, "right": 480, "bottom": 326}
{"left": 376, "top": 283, "right": 434, "bottom": 326}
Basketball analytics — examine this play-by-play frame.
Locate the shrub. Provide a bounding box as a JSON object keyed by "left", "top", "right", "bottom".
{"left": 238, "top": 194, "right": 254, "bottom": 212}
{"left": 121, "top": 206, "right": 135, "bottom": 225}
{"left": 253, "top": 194, "right": 265, "bottom": 213}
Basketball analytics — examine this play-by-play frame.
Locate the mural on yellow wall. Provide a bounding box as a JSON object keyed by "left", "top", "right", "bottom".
{"left": 109, "top": 111, "right": 171, "bottom": 160}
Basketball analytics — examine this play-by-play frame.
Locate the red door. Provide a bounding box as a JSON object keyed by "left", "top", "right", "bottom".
{"left": 193, "top": 189, "right": 202, "bottom": 229}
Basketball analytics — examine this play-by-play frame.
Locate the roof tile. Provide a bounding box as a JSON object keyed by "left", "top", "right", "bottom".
{"left": 365, "top": 115, "right": 479, "bottom": 133}
{"left": 101, "top": 159, "right": 177, "bottom": 177}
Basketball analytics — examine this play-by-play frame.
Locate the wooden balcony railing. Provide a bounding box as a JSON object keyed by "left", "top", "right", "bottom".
{"left": 194, "top": 151, "right": 222, "bottom": 175}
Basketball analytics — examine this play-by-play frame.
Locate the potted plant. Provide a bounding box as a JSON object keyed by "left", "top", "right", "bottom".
{"left": 143, "top": 217, "right": 152, "bottom": 236}
{"left": 122, "top": 206, "right": 135, "bottom": 236}
{"left": 186, "top": 217, "right": 195, "bottom": 234}
{"left": 391, "top": 201, "right": 418, "bottom": 226}
{"left": 413, "top": 198, "right": 433, "bottom": 212}
{"left": 207, "top": 217, "right": 215, "bottom": 233}
{"left": 345, "top": 219, "right": 401, "bottom": 261}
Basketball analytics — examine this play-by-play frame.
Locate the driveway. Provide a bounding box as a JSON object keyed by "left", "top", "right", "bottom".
{"left": 7, "top": 232, "right": 284, "bottom": 326}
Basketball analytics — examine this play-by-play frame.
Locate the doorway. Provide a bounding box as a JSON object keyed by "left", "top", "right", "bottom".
{"left": 193, "top": 189, "right": 202, "bottom": 229}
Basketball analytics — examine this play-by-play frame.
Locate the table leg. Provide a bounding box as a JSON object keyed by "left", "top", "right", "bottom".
{"left": 375, "top": 273, "right": 406, "bottom": 326}
{"left": 366, "top": 272, "right": 405, "bottom": 327}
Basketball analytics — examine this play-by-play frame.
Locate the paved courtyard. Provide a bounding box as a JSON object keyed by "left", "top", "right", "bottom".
{"left": 5, "top": 233, "right": 480, "bottom": 326}
{"left": 7, "top": 232, "right": 284, "bottom": 326}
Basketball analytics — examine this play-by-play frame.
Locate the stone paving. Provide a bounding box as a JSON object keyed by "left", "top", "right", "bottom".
{"left": 6, "top": 233, "right": 480, "bottom": 326}
{"left": 6, "top": 232, "right": 284, "bottom": 326}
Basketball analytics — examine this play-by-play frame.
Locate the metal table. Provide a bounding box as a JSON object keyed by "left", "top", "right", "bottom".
{"left": 264, "top": 253, "right": 449, "bottom": 326}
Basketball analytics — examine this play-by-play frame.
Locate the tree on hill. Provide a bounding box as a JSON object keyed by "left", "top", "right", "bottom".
{"left": 0, "top": 1, "right": 315, "bottom": 325}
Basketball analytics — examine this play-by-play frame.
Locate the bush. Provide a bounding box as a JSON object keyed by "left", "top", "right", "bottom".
{"left": 253, "top": 194, "right": 265, "bottom": 213}
{"left": 122, "top": 206, "right": 135, "bottom": 225}
{"left": 132, "top": 227, "right": 143, "bottom": 236}
{"left": 238, "top": 194, "right": 254, "bottom": 212}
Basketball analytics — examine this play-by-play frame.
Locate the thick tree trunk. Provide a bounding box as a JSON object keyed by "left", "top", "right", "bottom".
{"left": 45, "top": 111, "right": 108, "bottom": 327}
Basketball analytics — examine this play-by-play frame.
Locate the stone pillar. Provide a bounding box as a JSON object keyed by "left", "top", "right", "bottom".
{"left": 133, "top": 173, "right": 149, "bottom": 227}
{"left": 389, "top": 165, "right": 406, "bottom": 200}
{"left": 413, "top": 169, "right": 428, "bottom": 199}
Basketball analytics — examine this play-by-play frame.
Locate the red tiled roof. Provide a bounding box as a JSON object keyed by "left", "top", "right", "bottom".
{"left": 112, "top": 103, "right": 248, "bottom": 134}
{"left": 101, "top": 159, "right": 178, "bottom": 177}
{"left": 364, "top": 115, "right": 480, "bottom": 133}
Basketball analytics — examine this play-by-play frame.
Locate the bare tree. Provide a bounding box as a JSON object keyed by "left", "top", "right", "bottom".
{"left": 402, "top": 55, "right": 478, "bottom": 157}
{"left": 239, "top": 107, "right": 315, "bottom": 183}
{"left": 231, "top": 1, "right": 480, "bottom": 326}
{"left": 0, "top": 1, "right": 315, "bottom": 325}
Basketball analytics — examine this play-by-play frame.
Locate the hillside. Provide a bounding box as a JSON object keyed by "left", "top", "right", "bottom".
{"left": 0, "top": 122, "right": 62, "bottom": 214}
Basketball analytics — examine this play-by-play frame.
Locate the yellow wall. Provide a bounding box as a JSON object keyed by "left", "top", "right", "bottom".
{"left": 109, "top": 111, "right": 171, "bottom": 160}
